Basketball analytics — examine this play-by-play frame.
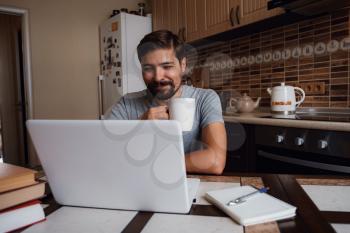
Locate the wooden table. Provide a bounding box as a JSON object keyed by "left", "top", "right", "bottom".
{"left": 38, "top": 173, "right": 350, "bottom": 233}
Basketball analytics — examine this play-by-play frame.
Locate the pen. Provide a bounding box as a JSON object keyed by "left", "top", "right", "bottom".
{"left": 227, "top": 187, "right": 269, "bottom": 206}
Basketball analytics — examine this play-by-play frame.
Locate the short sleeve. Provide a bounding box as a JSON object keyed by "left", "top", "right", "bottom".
{"left": 105, "top": 97, "right": 129, "bottom": 120}
{"left": 200, "top": 89, "right": 224, "bottom": 128}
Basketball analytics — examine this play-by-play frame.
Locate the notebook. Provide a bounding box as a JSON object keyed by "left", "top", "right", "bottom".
{"left": 205, "top": 185, "right": 296, "bottom": 226}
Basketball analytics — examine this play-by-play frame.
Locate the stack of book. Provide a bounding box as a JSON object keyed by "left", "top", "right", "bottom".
{"left": 0, "top": 163, "right": 46, "bottom": 232}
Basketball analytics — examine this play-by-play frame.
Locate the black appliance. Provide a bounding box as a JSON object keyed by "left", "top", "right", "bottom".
{"left": 255, "top": 125, "right": 350, "bottom": 175}
{"left": 262, "top": 114, "right": 350, "bottom": 123}
{"left": 267, "top": 0, "right": 348, "bottom": 16}
{"left": 262, "top": 108, "right": 350, "bottom": 123}
{"left": 255, "top": 109, "right": 350, "bottom": 175}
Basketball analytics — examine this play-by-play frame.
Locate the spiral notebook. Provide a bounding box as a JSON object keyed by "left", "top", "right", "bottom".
{"left": 205, "top": 185, "right": 296, "bottom": 226}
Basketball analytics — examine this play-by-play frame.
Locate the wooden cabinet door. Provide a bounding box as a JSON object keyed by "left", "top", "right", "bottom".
{"left": 185, "top": 0, "right": 206, "bottom": 42}
{"left": 177, "top": 0, "right": 187, "bottom": 41}
{"left": 152, "top": 0, "right": 187, "bottom": 40}
{"left": 238, "top": 0, "right": 283, "bottom": 26}
{"left": 152, "top": 0, "right": 284, "bottom": 43}
{"left": 152, "top": 0, "right": 164, "bottom": 31}
{"left": 152, "top": 0, "right": 179, "bottom": 35}
{"left": 168, "top": 0, "right": 180, "bottom": 35}
{"left": 203, "top": 0, "right": 236, "bottom": 37}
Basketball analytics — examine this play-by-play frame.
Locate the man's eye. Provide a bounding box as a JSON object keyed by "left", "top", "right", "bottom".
{"left": 163, "top": 66, "right": 173, "bottom": 70}
{"left": 143, "top": 67, "right": 153, "bottom": 72}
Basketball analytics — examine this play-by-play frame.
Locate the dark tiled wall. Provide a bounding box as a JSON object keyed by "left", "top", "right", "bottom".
{"left": 188, "top": 8, "right": 350, "bottom": 109}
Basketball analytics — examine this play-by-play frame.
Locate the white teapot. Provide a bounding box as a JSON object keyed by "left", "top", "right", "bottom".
{"left": 229, "top": 93, "right": 261, "bottom": 113}
{"left": 267, "top": 83, "right": 305, "bottom": 114}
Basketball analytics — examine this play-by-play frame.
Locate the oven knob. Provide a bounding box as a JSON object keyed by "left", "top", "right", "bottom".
{"left": 276, "top": 135, "right": 284, "bottom": 144}
{"left": 318, "top": 140, "right": 328, "bottom": 149}
{"left": 295, "top": 137, "right": 304, "bottom": 146}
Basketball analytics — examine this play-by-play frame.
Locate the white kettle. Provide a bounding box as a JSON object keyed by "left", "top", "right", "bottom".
{"left": 267, "top": 83, "right": 305, "bottom": 114}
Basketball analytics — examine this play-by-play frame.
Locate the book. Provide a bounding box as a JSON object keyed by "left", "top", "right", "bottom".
{"left": 0, "top": 163, "right": 37, "bottom": 193}
{"left": 205, "top": 185, "right": 296, "bottom": 226}
{"left": 0, "top": 181, "right": 46, "bottom": 211}
{"left": 0, "top": 200, "right": 46, "bottom": 232}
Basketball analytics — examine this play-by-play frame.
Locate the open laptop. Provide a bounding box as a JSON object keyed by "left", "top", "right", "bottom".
{"left": 27, "top": 120, "right": 200, "bottom": 214}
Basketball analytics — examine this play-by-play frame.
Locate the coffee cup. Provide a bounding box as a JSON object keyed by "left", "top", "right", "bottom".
{"left": 169, "top": 98, "right": 195, "bottom": 131}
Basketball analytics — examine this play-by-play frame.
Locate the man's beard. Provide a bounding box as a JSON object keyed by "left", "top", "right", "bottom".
{"left": 147, "top": 79, "right": 180, "bottom": 100}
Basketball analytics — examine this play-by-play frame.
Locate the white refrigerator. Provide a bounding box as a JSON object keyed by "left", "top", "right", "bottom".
{"left": 98, "top": 13, "right": 151, "bottom": 118}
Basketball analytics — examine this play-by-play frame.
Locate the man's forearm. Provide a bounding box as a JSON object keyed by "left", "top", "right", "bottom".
{"left": 185, "top": 149, "right": 226, "bottom": 175}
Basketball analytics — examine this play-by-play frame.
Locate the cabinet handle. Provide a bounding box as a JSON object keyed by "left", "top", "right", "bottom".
{"left": 178, "top": 28, "right": 182, "bottom": 38}
{"left": 229, "top": 7, "right": 235, "bottom": 27}
{"left": 236, "top": 5, "right": 240, "bottom": 25}
{"left": 178, "top": 27, "right": 185, "bottom": 42}
{"left": 257, "top": 150, "right": 350, "bottom": 174}
{"left": 182, "top": 27, "right": 186, "bottom": 42}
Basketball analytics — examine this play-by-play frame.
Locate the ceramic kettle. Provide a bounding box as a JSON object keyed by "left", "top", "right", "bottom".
{"left": 229, "top": 93, "right": 261, "bottom": 113}
{"left": 267, "top": 83, "right": 305, "bottom": 114}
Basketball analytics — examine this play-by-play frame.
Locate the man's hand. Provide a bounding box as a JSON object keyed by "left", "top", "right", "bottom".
{"left": 140, "top": 106, "right": 169, "bottom": 120}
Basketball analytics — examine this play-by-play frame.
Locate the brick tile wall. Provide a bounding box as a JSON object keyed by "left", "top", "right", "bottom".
{"left": 187, "top": 8, "right": 350, "bottom": 109}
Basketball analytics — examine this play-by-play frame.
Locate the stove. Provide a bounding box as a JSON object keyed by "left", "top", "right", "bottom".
{"left": 262, "top": 108, "right": 350, "bottom": 123}
{"left": 254, "top": 108, "right": 350, "bottom": 175}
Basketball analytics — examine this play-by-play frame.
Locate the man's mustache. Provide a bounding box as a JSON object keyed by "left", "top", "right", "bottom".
{"left": 148, "top": 80, "right": 174, "bottom": 88}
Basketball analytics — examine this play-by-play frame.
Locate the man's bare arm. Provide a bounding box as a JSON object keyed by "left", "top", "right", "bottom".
{"left": 185, "top": 122, "right": 227, "bottom": 175}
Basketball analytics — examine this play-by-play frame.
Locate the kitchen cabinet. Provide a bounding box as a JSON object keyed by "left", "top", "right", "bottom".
{"left": 152, "top": 0, "right": 180, "bottom": 36}
{"left": 152, "top": 0, "right": 187, "bottom": 40}
{"left": 237, "top": 0, "right": 284, "bottom": 26}
{"left": 183, "top": 0, "right": 237, "bottom": 41}
{"left": 152, "top": 0, "right": 284, "bottom": 42}
{"left": 183, "top": 0, "right": 204, "bottom": 42}
{"left": 224, "top": 123, "right": 256, "bottom": 172}
{"left": 202, "top": 0, "right": 238, "bottom": 38}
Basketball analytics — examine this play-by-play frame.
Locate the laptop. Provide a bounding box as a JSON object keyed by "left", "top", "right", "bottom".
{"left": 27, "top": 120, "right": 200, "bottom": 214}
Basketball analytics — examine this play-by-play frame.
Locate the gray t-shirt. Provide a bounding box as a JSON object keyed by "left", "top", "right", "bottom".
{"left": 106, "top": 85, "right": 224, "bottom": 153}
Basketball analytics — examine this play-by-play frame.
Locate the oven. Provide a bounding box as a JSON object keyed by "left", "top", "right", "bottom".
{"left": 255, "top": 125, "right": 350, "bottom": 175}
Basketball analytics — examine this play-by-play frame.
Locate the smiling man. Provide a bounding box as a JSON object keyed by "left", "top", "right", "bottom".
{"left": 107, "top": 30, "right": 227, "bottom": 175}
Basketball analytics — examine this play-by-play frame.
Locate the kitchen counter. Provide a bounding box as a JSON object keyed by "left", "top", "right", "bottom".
{"left": 223, "top": 112, "right": 350, "bottom": 132}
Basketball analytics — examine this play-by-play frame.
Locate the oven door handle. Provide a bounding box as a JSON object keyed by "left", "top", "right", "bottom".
{"left": 257, "top": 150, "right": 350, "bottom": 174}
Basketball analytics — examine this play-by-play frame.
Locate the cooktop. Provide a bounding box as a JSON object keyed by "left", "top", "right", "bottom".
{"left": 260, "top": 108, "right": 350, "bottom": 122}
{"left": 262, "top": 114, "right": 350, "bottom": 123}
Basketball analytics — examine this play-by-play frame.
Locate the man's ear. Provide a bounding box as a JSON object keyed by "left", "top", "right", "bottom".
{"left": 180, "top": 57, "right": 187, "bottom": 73}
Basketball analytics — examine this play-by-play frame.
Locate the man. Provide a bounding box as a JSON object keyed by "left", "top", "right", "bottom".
{"left": 107, "top": 30, "right": 227, "bottom": 175}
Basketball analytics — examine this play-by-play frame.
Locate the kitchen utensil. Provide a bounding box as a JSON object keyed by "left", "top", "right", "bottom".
{"left": 267, "top": 82, "right": 305, "bottom": 115}
{"left": 229, "top": 93, "right": 261, "bottom": 113}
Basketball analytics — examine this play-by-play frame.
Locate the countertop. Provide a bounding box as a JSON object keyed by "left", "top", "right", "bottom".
{"left": 223, "top": 112, "right": 350, "bottom": 132}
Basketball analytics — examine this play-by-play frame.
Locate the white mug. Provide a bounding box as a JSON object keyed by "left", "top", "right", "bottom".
{"left": 169, "top": 98, "right": 195, "bottom": 131}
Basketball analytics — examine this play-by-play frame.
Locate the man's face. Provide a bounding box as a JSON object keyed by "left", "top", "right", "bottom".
{"left": 141, "top": 48, "right": 186, "bottom": 100}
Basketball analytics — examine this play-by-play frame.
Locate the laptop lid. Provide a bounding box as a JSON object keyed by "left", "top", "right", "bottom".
{"left": 27, "top": 120, "right": 195, "bottom": 213}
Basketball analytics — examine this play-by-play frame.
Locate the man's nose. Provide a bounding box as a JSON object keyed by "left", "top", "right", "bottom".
{"left": 154, "top": 67, "right": 164, "bottom": 81}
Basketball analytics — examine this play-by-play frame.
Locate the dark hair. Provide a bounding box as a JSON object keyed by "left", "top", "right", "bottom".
{"left": 137, "top": 30, "right": 186, "bottom": 62}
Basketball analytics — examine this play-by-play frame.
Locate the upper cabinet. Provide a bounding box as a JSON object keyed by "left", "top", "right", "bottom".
{"left": 185, "top": 0, "right": 205, "bottom": 42}
{"left": 152, "top": 0, "right": 284, "bottom": 42}
{"left": 238, "top": 0, "right": 284, "bottom": 26}
{"left": 202, "top": 0, "right": 237, "bottom": 38}
{"left": 152, "top": 0, "right": 187, "bottom": 40}
{"left": 152, "top": 0, "right": 180, "bottom": 36}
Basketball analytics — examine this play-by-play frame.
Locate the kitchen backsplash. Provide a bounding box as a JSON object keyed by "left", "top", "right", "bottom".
{"left": 187, "top": 8, "right": 350, "bottom": 109}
